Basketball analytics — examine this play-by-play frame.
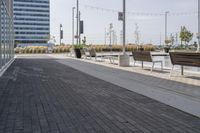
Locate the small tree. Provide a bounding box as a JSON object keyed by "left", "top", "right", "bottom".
{"left": 179, "top": 26, "right": 193, "bottom": 48}
{"left": 134, "top": 23, "right": 140, "bottom": 45}
{"left": 82, "top": 36, "right": 86, "bottom": 45}
{"left": 165, "top": 39, "right": 172, "bottom": 46}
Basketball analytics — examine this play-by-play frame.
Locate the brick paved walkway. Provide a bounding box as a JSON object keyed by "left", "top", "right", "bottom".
{"left": 0, "top": 57, "right": 200, "bottom": 133}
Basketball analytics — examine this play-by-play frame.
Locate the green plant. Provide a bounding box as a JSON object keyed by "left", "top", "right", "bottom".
{"left": 73, "top": 44, "right": 84, "bottom": 49}
{"left": 180, "top": 26, "right": 193, "bottom": 47}
{"left": 165, "top": 39, "right": 172, "bottom": 45}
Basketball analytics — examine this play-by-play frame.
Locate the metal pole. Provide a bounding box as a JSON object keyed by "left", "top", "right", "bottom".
{"left": 72, "top": 7, "right": 75, "bottom": 45}
{"left": 105, "top": 28, "right": 107, "bottom": 45}
{"left": 79, "top": 11, "right": 81, "bottom": 44}
{"left": 160, "top": 32, "right": 162, "bottom": 46}
{"left": 110, "top": 29, "right": 112, "bottom": 46}
{"left": 197, "top": 0, "right": 200, "bottom": 52}
{"left": 165, "top": 11, "right": 169, "bottom": 42}
{"left": 123, "top": 0, "right": 126, "bottom": 55}
{"left": 112, "top": 30, "right": 115, "bottom": 45}
{"left": 76, "top": 0, "right": 79, "bottom": 45}
{"left": 115, "top": 31, "right": 118, "bottom": 45}
{"left": 109, "top": 23, "right": 112, "bottom": 47}
{"left": 60, "top": 24, "right": 61, "bottom": 45}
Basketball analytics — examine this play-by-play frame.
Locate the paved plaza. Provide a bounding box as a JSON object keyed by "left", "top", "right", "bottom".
{"left": 0, "top": 55, "right": 200, "bottom": 133}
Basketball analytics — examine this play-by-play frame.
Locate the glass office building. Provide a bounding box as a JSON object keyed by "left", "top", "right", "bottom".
{"left": 13, "top": 0, "right": 50, "bottom": 47}
{"left": 0, "top": 0, "right": 15, "bottom": 71}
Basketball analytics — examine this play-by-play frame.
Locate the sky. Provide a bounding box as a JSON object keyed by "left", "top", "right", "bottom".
{"left": 50, "top": 0, "right": 198, "bottom": 45}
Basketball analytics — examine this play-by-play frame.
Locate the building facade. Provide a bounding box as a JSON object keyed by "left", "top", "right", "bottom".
{"left": 13, "top": 0, "right": 50, "bottom": 47}
{"left": 0, "top": 0, "right": 15, "bottom": 71}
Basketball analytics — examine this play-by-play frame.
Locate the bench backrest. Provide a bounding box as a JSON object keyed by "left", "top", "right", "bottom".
{"left": 132, "top": 51, "right": 152, "bottom": 62}
{"left": 169, "top": 52, "right": 200, "bottom": 67}
{"left": 70, "top": 48, "right": 75, "bottom": 54}
{"left": 80, "top": 49, "right": 85, "bottom": 55}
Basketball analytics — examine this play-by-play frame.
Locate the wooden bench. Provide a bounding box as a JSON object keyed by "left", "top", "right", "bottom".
{"left": 132, "top": 51, "right": 163, "bottom": 71}
{"left": 169, "top": 52, "right": 200, "bottom": 76}
{"left": 85, "top": 48, "right": 104, "bottom": 61}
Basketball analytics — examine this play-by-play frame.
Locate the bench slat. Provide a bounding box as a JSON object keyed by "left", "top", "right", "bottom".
{"left": 132, "top": 51, "right": 152, "bottom": 62}
{"left": 169, "top": 52, "right": 200, "bottom": 67}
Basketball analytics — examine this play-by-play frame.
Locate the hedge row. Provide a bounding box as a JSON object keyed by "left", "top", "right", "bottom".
{"left": 90, "top": 44, "right": 155, "bottom": 52}
{"left": 15, "top": 46, "right": 48, "bottom": 54}
{"left": 15, "top": 44, "right": 155, "bottom": 54}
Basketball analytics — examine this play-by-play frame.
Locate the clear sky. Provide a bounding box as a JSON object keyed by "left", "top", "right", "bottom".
{"left": 50, "top": 0, "right": 198, "bottom": 45}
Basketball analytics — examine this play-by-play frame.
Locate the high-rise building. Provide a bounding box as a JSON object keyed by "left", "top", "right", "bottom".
{"left": 13, "top": 0, "right": 50, "bottom": 47}
{"left": 0, "top": 0, "right": 15, "bottom": 71}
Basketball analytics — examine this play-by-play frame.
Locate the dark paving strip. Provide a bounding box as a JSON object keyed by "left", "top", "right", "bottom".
{"left": 0, "top": 58, "right": 200, "bottom": 133}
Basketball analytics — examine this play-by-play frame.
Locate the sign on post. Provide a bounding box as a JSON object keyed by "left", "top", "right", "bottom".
{"left": 74, "top": 35, "right": 79, "bottom": 39}
{"left": 80, "top": 21, "right": 84, "bottom": 34}
{"left": 118, "top": 12, "right": 124, "bottom": 21}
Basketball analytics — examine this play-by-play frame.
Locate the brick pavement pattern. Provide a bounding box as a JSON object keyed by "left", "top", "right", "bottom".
{"left": 0, "top": 58, "right": 200, "bottom": 133}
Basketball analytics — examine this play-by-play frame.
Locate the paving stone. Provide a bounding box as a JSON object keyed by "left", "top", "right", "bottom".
{"left": 0, "top": 57, "right": 199, "bottom": 133}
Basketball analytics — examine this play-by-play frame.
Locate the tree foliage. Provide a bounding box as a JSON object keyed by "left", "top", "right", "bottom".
{"left": 179, "top": 26, "right": 193, "bottom": 46}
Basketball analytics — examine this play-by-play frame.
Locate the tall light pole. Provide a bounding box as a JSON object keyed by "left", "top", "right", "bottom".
{"left": 76, "top": 0, "right": 79, "bottom": 45}
{"left": 165, "top": 11, "right": 169, "bottom": 43}
{"left": 79, "top": 11, "right": 81, "bottom": 44}
{"left": 72, "top": 7, "right": 75, "bottom": 45}
{"left": 105, "top": 28, "right": 107, "bottom": 45}
{"left": 122, "top": 0, "right": 126, "bottom": 55}
{"left": 119, "top": 0, "right": 129, "bottom": 67}
{"left": 60, "top": 24, "right": 63, "bottom": 45}
{"left": 109, "top": 23, "right": 113, "bottom": 47}
{"left": 197, "top": 0, "right": 200, "bottom": 52}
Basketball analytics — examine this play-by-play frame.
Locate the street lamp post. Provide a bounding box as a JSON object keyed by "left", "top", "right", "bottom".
{"left": 60, "top": 24, "right": 62, "bottom": 45}
{"left": 76, "top": 0, "right": 79, "bottom": 45}
{"left": 109, "top": 23, "right": 113, "bottom": 47}
{"left": 104, "top": 28, "right": 107, "bottom": 45}
{"left": 79, "top": 11, "right": 81, "bottom": 44}
{"left": 72, "top": 7, "right": 75, "bottom": 45}
{"left": 118, "top": 0, "right": 129, "bottom": 67}
{"left": 122, "top": 0, "right": 126, "bottom": 55}
{"left": 165, "top": 11, "right": 169, "bottom": 42}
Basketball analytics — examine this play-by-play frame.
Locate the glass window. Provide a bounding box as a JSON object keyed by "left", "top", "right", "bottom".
{"left": 0, "top": 0, "right": 14, "bottom": 69}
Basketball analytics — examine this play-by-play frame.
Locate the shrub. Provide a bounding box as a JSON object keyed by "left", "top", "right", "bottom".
{"left": 15, "top": 46, "right": 48, "bottom": 54}
{"left": 52, "top": 45, "right": 71, "bottom": 53}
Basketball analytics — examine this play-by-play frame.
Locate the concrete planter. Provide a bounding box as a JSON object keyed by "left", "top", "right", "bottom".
{"left": 118, "top": 54, "right": 130, "bottom": 67}
{"left": 74, "top": 49, "right": 82, "bottom": 58}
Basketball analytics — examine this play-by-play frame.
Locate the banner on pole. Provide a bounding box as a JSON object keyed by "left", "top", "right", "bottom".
{"left": 118, "top": 12, "right": 124, "bottom": 21}
{"left": 80, "top": 21, "right": 84, "bottom": 34}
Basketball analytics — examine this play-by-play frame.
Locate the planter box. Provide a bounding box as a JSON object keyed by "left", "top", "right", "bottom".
{"left": 74, "top": 49, "right": 82, "bottom": 58}
{"left": 164, "top": 47, "right": 170, "bottom": 53}
{"left": 119, "top": 54, "right": 130, "bottom": 67}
